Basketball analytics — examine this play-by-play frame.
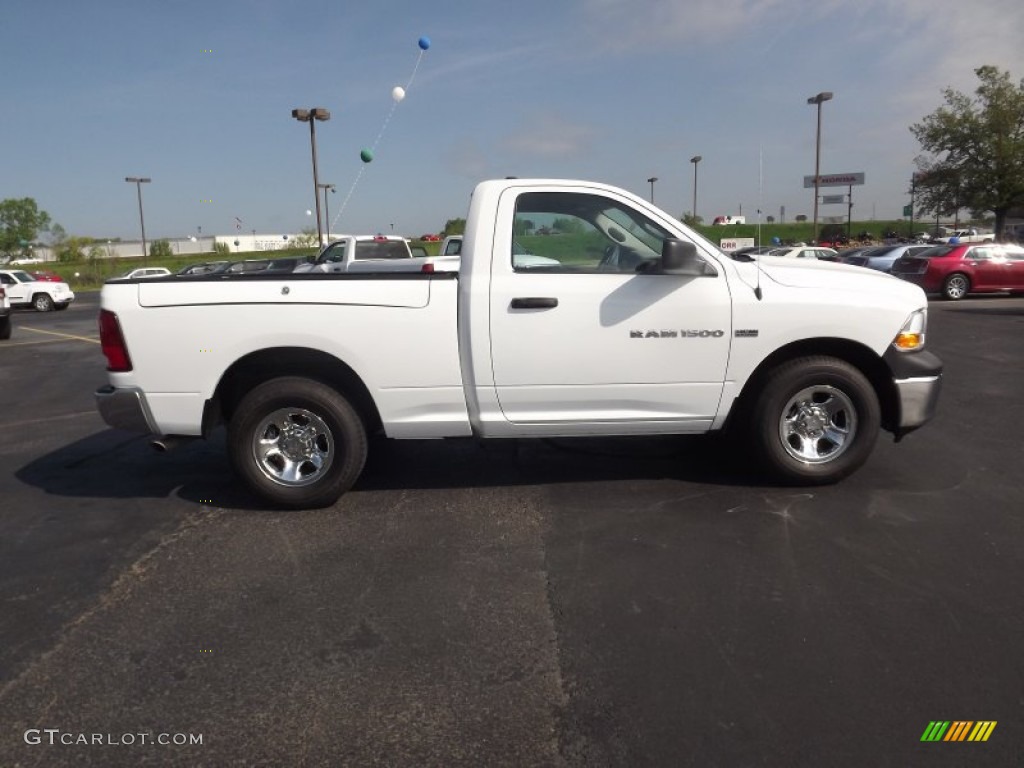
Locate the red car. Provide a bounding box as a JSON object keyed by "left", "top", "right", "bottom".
{"left": 31, "top": 270, "right": 65, "bottom": 283}
{"left": 890, "top": 243, "right": 1024, "bottom": 300}
{"left": 419, "top": 234, "right": 441, "bottom": 242}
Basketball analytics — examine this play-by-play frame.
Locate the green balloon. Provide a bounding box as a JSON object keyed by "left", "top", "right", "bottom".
{"left": 360, "top": 149, "right": 374, "bottom": 163}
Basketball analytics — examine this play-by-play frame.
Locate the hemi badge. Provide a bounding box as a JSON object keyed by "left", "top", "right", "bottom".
{"left": 735, "top": 329, "right": 759, "bottom": 338}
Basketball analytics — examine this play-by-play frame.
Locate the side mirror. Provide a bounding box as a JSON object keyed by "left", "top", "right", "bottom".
{"left": 659, "top": 239, "right": 716, "bottom": 276}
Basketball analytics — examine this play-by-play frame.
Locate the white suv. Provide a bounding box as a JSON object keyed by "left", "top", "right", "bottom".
{"left": 0, "top": 269, "right": 76, "bottom": 312}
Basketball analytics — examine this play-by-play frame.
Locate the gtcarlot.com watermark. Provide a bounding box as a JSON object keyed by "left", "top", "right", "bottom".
{"left": 24, "top": 728, "right": 203, "bottom": 747}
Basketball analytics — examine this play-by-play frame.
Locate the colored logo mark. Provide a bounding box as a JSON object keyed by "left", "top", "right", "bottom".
{"left": 921, "top": 721, "right": 996, "bottom": 742}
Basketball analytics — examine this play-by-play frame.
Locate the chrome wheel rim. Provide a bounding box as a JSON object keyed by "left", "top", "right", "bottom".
{"left": 946, "top": 275, "right": 968, "bottom": 299}
{"left": 251, "top": 407, "right": 334, "bottom": 487}
{"left": 779, "top": 385, "right": 856, "bottom": 464}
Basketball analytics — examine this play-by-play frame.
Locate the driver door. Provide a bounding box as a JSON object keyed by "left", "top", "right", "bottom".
{"left": 487, "top": 186, "right": 732, "bottom": 431}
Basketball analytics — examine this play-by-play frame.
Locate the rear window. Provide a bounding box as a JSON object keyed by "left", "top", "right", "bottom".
{"left": 916, "top": 246, "right": 955, "bottom": 258}
{"left": 354, "top": 241, "right": 410, "bottom": 260}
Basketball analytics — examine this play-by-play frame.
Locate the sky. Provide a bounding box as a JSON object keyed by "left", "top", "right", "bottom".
{"left": 2, "top": 0, "right": 1023, "bottom": 241}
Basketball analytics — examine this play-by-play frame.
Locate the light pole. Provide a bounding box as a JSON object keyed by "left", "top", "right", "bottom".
{"left": 318, "top": 183, "right": 336, "bottom": 242}
{"left": 125, "top": 177, "right": 151, "bottom": 264}
{"left": 807, "top": 91, "right": 833, "bottom": 244}
{"left": 689, "top": 156, "right": 702, "bottom": 223}
{"left": 291, "top": 107, "right": 331, "bottom": 246}
{"left": 647, "top": 176, "right": 658, "bottom": 204}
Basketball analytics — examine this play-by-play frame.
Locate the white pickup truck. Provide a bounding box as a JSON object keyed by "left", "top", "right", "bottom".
{"left": 293, "top": 234, "right": 459, "bottom": 274}
{"left": 95, "top": 178, "right": 942, "bottom": 508}
{"left": 934, "top": 228, "right": 994, "bottom": 244}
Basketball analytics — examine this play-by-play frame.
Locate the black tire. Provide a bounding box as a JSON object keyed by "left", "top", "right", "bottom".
{"left": 749, "top": 356, "right": 880, "bottom": 485}
{"left": 32, "top": 293, "right": 54, "bottom": 312}
{"left": 0, "top": 316, "right": 11, "bottom": 340}
{"left": 227, "top": 377, "right": 367, "bottom": 509}
{"left": 942, "top": 273, "right": 970, "bottom": 301}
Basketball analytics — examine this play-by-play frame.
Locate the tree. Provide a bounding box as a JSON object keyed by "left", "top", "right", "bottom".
{"left": 55, "top": 236, "right": 90, "bottom": 262}
{"left": 513, "top": 218, "right": 535, "bottom": 236}
{"left": 551, "top": 217, "right": 585, "bottom": 234}
{"left": 795, "top": 214, "right": 808, "bottom": 222}
{"left": 150, "top": 239, "right": 173, "bottom": 258}
{"left": 681, "top": 213, "right": 703, "bottom": 227}
{"left": 0, "top": 198, "right": 52, "bottom": 258}
{"left": 910, "top": 65, "right": 1024, "bottom": 238}
{"left": 442, "top": 218, "right": 466, "bottom": 236}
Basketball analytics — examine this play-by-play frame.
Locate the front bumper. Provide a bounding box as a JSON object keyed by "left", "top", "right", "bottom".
{"left": 883, "top": 348, "right": 943, "bottom": 439}
{"left": 95, "top": 385, "right": 157, "bottom": 434}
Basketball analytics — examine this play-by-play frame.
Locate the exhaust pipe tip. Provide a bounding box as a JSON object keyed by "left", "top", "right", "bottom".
{"left": 150, "top": 436, "right": 192, "bottom": 452}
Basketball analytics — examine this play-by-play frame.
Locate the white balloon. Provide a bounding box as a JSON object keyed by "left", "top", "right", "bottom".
{"left": 306, "top": 209, "right": 312, "bottom": 216}
{"left": 392, "top": 86, "right": 406, "bottom": 103}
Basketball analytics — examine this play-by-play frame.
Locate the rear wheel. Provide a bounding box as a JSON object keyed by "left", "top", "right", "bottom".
{"left": 32, "top": 293, "right": 54, "bottom": 312}
{"left": 942, "top": 273, "right": 970, "bottom": 301}
{"left": 749, "top": 356, "right": 880, "bottom": 485}
{"left": 228, "top": 377, "right": 368, "bottom": 509}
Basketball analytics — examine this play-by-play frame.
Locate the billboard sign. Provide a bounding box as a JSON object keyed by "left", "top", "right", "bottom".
{"left": 803, "top": 172, "right": 865, "bottom": 188}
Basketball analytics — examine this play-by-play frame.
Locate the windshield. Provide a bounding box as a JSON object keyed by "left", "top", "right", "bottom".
{"left": 11, "top": 271, "right": 34, "bottom": 282}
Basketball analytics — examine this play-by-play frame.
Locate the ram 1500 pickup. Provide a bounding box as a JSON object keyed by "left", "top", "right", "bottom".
{"left": 95, "top": 178, "right": 942, "bottom": 508}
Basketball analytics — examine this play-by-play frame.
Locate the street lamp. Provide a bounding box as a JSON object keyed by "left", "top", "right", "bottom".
{"left": 318, "top": 183, "right": 336, "bottom": 242}
{"left": 291, "top": 107, "right": 331, "bottom": 246}
{"left": 689, "top": 156, "right": 702, "bottom": 223}
{"left": 647, "top": 176, "right": 658, "bottom": 204}
{"left": 125, "top": 177, "right": 151, "bottom": 264}
{"left": 807, "top": 91, "right": 833, "bottom": 244}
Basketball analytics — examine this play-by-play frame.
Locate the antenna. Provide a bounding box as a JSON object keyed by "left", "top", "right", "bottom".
{"left": 754, "top": 144, "right": 764, "bottom": 300}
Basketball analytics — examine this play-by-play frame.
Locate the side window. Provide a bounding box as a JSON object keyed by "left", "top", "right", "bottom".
{"left": 969, "top": 247, "right": 992, "bottom": 261}
{"left": 320, "top": 243, "right": 347, "bottom": 264}
{"left": 511, "top": 192, "right": 672, "bottom": 273}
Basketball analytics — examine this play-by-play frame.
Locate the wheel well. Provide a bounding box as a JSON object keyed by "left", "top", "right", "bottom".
{"left": 208, "top": 347, "right": 382, "bottom": 436}
{"left": 733, "top": 338, "right": 899, "bottom": 434}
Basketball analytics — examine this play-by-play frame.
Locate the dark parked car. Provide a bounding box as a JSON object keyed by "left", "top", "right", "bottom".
{"left": 842, "top": 244, "right": 932, "bottom": 274}
{"left": 891, "top": 243, "right": 1024, "bottom": 300}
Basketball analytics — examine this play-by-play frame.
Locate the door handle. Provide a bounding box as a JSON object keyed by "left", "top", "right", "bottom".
{"left": 510, "top": 297, "right": 558, "bottom": 309}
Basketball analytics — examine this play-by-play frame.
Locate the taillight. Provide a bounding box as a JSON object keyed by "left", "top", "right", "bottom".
{"left": 99, "top": 309, "right": 133, "bottom": 372}
{"left": 421, "top": 262, "right": 435, "bottom": 273}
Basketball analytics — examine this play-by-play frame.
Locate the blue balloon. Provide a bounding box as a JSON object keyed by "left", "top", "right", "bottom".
{"left": 772, "top": 236, "right": 781, "bottom": 245}
{"left": 418, "top": 36, "right": 431, "bottom": 50}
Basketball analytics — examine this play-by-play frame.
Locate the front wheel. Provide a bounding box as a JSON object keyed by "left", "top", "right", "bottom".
{"left": 227, "top": 377, "right": 368, "bottom": 509}
{"left": 942, "top": 273, "right": 970, "bottom": 301}
{"left": 749, "top": 357, "right": 880, "bottom": 485}
{"left": 32, "top": 293, "right": 54, "bottom": 312}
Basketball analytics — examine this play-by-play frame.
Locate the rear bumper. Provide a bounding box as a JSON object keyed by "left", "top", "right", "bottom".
{"left": 95, "top": 385, "right": 158, "bottom": 434}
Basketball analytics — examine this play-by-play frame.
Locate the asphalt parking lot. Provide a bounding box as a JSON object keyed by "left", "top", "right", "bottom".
{"left": 0, "top": 292, "right": 1022, "bottom": 767}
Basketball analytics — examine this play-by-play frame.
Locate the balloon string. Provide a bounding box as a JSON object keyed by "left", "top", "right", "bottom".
{"left": 332, "top": 49, "right": 426, "bottom": 231}
{"left": 333, "top": 166, "right": 365, "bottom": 231}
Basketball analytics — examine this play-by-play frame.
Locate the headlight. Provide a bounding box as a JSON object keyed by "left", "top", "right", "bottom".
{"left": 892, "top": 308, "right": 927, "bottom": 351}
